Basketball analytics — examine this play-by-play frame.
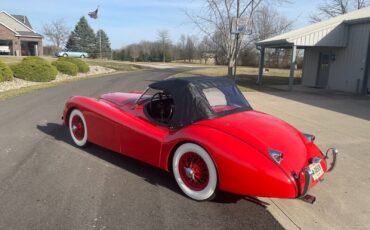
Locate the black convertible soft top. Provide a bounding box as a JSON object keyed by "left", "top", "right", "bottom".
{"left": 149, "top": 76, "right": 251, "bottom": 128}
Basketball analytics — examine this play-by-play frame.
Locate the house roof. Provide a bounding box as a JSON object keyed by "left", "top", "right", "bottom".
{"left": 0, "top": 11, "right": 42, "bottom": 38}
{"left": 256, "top": 6, "right": 370, "bottom": 48}
{"left": 11, "top": 14, "right": 33, "bottom": 29}
{"left": 16, "top": 31, "right": 42, "bottom": 38}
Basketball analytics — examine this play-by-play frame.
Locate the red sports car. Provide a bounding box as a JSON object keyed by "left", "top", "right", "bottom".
{"left": 63, "top": 77, "right": 337, "bottom": 202}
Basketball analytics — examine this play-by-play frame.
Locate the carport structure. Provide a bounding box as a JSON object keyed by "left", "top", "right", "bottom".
{"left": 256, "top": 6, "right": 370, "bottom": 94}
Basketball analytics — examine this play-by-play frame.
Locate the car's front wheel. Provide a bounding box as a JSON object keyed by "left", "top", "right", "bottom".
{"left": 172, "top": 143, "right": 218, "bottom": 201}
{"left": 69, "top": 109, "right": 88, "bottom": 147}
{"left": 63, "top": 53, "right": 68, "bottom": 57}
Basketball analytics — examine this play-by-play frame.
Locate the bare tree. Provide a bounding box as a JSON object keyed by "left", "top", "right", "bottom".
{"left": 355, "top": 0, "right": 368, "bottom": 8}
{"left": 239, "top": 4, "right": 293, "bottom": 67}
{"left": 310, "top": 0, "right": 369, "bottom": 22}
{"left": 129, "top": 44, "right": 140, "bottom": 62}
{"left": 157, "top": 30, "right": 170, "bottom": 63}
{"left": 187, "top": 0, "right": 268, "bottom": 77}
{"left": 253, "top": 5, "right": 293, "bottom": 41}
{"left": 184, "top": 36, "right": 197, "bottom": 62}
{"left": 42, "top": 19, "right": 70, "bottom": 52}
{"left": 198, "top": 36, "right": 214, "bottom": 64}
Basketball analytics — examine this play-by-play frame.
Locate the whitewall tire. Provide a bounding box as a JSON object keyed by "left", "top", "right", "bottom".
{"left": 69, "top": 109, "right": 88, "bottom": 147}
{"left": 172, "top": 143, "right": 218, "bottom": 201}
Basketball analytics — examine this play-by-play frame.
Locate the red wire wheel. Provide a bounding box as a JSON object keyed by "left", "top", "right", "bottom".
{"left": 71, "top": 115, "right": 85, "bottom": 141}
{"left": 172, "top": 143, "right": 217, "bottom": 201}
{"left": 178, "top": 152, "right": 209, "bottom": 191}
{"left": 69, "top": 109, "right": 88, "bottom": 147}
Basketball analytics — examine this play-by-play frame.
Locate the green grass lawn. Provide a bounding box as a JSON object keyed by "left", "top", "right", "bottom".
{"left": 0, "top": 56, "right": 146, "bottom": 72}
{"left": 173, "top": 66, "right": 302, "bottom": 91}
{"left": 0, "top": 56, "right": 57, "bottom": 64}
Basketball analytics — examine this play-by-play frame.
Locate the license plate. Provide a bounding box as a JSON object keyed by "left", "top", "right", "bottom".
{"left": 309, "top": 163, "right": 324, "bottom": 181}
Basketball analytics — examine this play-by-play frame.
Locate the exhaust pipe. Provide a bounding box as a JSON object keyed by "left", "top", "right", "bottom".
{"left": 300, "top": 194, "right": 316, "bottom": 204}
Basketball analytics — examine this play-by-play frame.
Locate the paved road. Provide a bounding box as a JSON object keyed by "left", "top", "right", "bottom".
{"left": 247, "top": 90, "right": 370, "bottom": 230}
{"left": 0, "top": 69, "right": 283, "bottom": 230}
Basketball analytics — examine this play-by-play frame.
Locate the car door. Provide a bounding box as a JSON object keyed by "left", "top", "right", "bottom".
{"left": 119, "top": 105, "right": 169, "bottom": 167}
{"left": 71, "top": 52, "right": 78, "bottom": 58}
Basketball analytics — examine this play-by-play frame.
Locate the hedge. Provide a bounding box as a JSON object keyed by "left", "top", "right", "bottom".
{"left": 0, "top": 60, "right": 13, "bottom": 82}
{"left": 23, "top": 56, "right": 48, "bottom": 63}
{"left": 11, "top": 58, "right": 58, "bottom": 82}
{"left": 52, "top": 61, "right": 78, "bottom": 76}
{"left": 58, "top": 57, "right": 89, "bottom": 73}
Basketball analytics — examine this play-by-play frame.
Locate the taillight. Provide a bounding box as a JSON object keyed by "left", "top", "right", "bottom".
{"left": 303, "top": 133, "right": 315, "bottom": 142}
{"left": 268, "top": 148, "right": 283, "bottom": 164}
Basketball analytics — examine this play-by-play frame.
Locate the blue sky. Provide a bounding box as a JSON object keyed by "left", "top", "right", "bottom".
{"left": 1, "top": 0, "right": 320, "bottom": 49}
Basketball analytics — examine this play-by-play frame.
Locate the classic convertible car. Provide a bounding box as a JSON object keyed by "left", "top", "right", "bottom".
{"left": 63, "top": 77, "right": 337, "bottom": 203}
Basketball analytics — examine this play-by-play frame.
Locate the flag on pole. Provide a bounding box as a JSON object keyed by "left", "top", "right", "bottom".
{"left": 88, "top": 7, "right": 99, "bottom": 19}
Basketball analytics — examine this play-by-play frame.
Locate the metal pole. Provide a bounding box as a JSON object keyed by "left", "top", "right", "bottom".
{"left": 233, "top": 33, "right": 239, "bottom": 81}
{"left": 289, "top": 45, "right": 297, "bottom": 91}
{"left": 99, "top": 29, "right": 102, "bottom": 59}
{"left": 233, "top": 0, "right": 240, "bottom": 82}
{"left": 257, "top": 47, "right": 265, "bottom": 84}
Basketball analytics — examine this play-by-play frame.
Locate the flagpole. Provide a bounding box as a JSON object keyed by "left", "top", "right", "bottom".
{"left": 89, "top": 5, "right": 101, "bottom": 59}
{"left": 99, "top": 28, "right": 102, "bottom": 59}
{"left": 98, "top": 5, "right": 102, "bottom": 59}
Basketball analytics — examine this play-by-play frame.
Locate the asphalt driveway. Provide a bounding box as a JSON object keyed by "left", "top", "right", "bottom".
{"left": 246, "top": 90, "right": 370, "bottom": 230}
{"left": 0, "top": 69, "right": 283, "bottom": 230}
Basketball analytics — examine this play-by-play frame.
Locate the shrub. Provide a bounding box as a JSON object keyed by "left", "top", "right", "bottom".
{"left": 58, "top": 57, "right": 89, "bottom": 73}
{"left": 11, "top": 58, "right": 58, "bottom": 82}
{"left": 52, "top": 61, "right": 78, "bottom": 76}
{"left": 0, "top": 60, "right": 13, "bottom": 82}
{"left": 23, "top": 56, "right": 48, "bottom": 63}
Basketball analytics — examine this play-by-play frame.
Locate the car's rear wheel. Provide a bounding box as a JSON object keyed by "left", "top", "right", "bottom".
{"left": 80, "top": 55, "right": 85, "bottom": 58}
{"left": 69, "top": 109, "right": 88, "bottom": 147}
{"left": 63, "top": 53, "right": 68, "bottom": 57}
{"left": 172, "top": 143, "right": 217, "bottom": 201}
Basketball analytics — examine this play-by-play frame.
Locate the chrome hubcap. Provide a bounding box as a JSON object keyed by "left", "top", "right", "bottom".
{"left": 72, "top": 125, "right": 77, "bottom": 131}
{"left": 184, "top": 167, "right": 195, "bottom": 180}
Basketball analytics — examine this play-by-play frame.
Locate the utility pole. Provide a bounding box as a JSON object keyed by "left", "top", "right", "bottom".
{"left": 233, "top": 0, "right": 240, "bottom": 81}
{"left": 162, "top": 40, "right": 166, "bottom": 63}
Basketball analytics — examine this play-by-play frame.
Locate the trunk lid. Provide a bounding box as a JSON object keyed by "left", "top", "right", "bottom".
{"left": 198, "top": 110, "right": 308, "bottom": 173}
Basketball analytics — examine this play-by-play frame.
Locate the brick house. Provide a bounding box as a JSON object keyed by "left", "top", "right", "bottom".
{"left": 0, "top": 11, "right": 43, "bottom": 56}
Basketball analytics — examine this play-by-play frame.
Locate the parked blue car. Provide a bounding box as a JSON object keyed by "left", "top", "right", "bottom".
{"left": 55, "top": 50, "right": 89, "bottom": 58}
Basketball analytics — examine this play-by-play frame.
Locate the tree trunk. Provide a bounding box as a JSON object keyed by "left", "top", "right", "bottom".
{"left": 227, "top": 61, "right": 234, "bottom": 78}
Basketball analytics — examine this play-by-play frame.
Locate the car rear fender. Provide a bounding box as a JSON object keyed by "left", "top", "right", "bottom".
{"left": 161, "top": 125, "right": 298, "bottom": 198}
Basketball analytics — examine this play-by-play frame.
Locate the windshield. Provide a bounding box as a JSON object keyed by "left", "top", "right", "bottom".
{"left": 136, "top": 88, "right": 163, "bottom": 105}
{"left": 202, "top": 85, "right": 251, "bottom": 114}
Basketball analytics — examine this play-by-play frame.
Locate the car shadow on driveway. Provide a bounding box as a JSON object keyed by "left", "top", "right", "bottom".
{"left": 36, "top": 122, "right": 269, "bottom": 207}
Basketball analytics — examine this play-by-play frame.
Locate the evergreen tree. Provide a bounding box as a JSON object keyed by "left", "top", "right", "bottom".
{"left": 95, "top": 29, "right": 112, "bottom": 58}
{"left": 65, "top": 17, "right": 96, "bottom": 55}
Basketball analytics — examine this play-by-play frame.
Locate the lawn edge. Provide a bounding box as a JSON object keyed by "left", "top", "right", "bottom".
{"left": 0, "top": 70, "right": 142, "bottom": 101}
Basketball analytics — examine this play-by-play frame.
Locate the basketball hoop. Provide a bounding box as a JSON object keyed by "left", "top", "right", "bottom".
{"left": 231, "top": 17, "right": 251, "bottom": 35}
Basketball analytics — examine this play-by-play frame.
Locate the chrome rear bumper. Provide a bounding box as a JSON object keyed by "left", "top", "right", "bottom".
{"left": 298, "top": 148, "right": 338, "bottom": 203}
{"left": 299, "top": 168, "right": 314, "bottom": 199}
{"left": 325, "top": 148, "right": 338, "bottom": 172}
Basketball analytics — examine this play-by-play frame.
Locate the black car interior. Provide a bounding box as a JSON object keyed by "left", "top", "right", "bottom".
{"left": 146, "top": 92, "right": 174, "bottom": 124}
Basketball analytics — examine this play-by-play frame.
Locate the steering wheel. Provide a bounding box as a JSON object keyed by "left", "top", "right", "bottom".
{"left": 150, "top": 92, "right": 174, "bottom": 123}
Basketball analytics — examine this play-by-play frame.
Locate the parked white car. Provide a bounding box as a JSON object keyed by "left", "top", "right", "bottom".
{"left": 0, "top": 46, "right": 10, "bottom": 55}
{"left": 55, "top": 50, "right": 89, "bottom": 58}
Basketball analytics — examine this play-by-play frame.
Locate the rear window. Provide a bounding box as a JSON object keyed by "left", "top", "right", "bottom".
{"left": 202, "top": 85, "right": 251, "bottom": 113}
